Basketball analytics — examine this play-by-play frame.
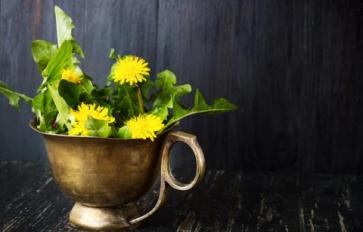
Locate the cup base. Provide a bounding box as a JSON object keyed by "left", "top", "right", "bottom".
{"left": 69, "top": 202, "right": 141, "bottom": 231}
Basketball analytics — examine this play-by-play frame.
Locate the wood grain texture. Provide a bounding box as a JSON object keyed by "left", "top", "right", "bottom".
{"left": 1, "top": 0, "right": 363, "bottom": 173}
{"left": 156, "top": 0, "right": 363, "bottom": 173}
{"left": 0, "top": 0, "right": 158, "bottom": 160}
{"left": 1, "top": 161, "right": 363, "bottom": 231}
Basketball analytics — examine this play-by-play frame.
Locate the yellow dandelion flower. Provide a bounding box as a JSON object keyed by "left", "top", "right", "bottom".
{"left": 111, "top": 55, "right": 150, "bottom": 85}
{"left": 69, "top": 103, "right": 115, "bottom": 136}
{"left": 126, "top": 114, "right": 164, "bottom": 141}
{"left": 61, "top": 67, "right": 82, "bottom": 84}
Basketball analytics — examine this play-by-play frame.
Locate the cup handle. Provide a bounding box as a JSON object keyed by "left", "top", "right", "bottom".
{"left": 129, "top": 131, "right": 206, "bottom": 225}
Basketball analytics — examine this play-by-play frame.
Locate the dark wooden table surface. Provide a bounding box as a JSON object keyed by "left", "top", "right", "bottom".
{"left": 0, "top": 161, "right": 362, "bottom": 232}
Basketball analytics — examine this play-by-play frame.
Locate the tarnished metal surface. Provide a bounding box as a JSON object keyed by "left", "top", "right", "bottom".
{"left": 30, "top": 123, "right": 206, "bottom": 231}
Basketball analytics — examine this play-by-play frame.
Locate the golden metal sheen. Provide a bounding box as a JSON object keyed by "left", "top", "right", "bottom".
{"left": 30, "top": 122, "right": 205, "bottom": 231}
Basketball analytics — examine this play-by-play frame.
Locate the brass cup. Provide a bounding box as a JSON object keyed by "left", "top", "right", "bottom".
{"left": 30, "top": 123, "right": 205, "bottom": 231}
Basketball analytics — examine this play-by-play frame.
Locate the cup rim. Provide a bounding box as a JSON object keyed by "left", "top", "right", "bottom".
{"left": 29, "top": 119, "right": 177, "bottom": 141}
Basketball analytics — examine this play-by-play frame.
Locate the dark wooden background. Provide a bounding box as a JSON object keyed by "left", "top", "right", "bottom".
{"left": 0, "top": 0, "right": 362, "bottom": 174}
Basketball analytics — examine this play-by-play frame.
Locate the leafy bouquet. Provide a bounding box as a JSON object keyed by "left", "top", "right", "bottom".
{"left": 0, "top": 6, "right": 236, "bottom": 141}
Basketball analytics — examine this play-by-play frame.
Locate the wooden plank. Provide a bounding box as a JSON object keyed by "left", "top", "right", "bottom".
{"left": 53, "top": 0, "right": 159, "bottom": 83}
{"left": 174, "top": 170, "right": 228, "bottom": 231}
{"left": 297, "top": 175, "right": 340, "bottom": 232}
{"left": 0, "top": 161, "right": 73, "bottom": 231}
{"left": 155, "top": 0, "right": 363, "bottom": 173}
{"left": 1, "top": 162, "right": 363, "bottom": 231}
{"left": 0, "top": 0, "right": 55, "bottom": 160}
{"left": 296, "top": 175, "right": 363, "bottom": 232}
{"left": 0, "top": 161, "right": 48, "bottom": 209}
{"left": 253, "top": 175, "right": 296, "bottom": 231}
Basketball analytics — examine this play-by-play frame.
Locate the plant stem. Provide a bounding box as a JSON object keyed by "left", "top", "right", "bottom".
{"left": 119, "top": 86, "right": 135, "bottom": 116}
{"left": 136, "top": 86, "right": 144, "bottom": 113}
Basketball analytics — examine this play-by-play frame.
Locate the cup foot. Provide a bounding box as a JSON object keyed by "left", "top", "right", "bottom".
{"left": 69, "top": 202, "right": 141, "bottom": 231}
